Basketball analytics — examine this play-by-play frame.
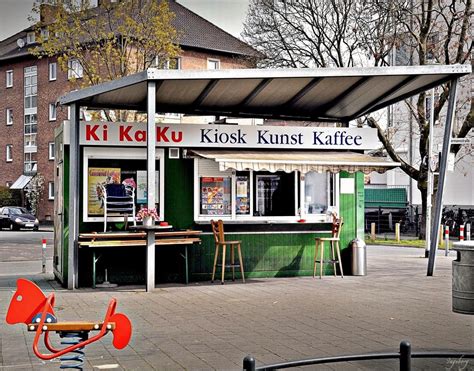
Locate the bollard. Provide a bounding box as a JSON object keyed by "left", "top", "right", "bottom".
{"left": 445, "top": 225, "right": 449, "bottom": 256}
{"left": 459, "top": 224, "right": 465, "bottom": 242}
{"left": 439, "top": 225, "right": 444, "bottom": 246}
{"left": 41, "top": 239, "right": 46, "bottom": 273}
{"left": 395, "top": 223, "right": 400, "bottom": 243}
{"left": 467, "top": 223, "right": 471, "bottom": 241}
{"left": 371, "top": 223, "right": 376, "bottom": 241}
{"left": 243, "top": 356, "right": 256, "bottom": 371}
{"left": 399, "top": 340, "right": 411, "bottom": 371}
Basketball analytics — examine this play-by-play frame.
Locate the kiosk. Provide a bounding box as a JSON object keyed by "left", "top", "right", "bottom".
{"left": 54, "top": 65, "right": 471, "bottom": 290}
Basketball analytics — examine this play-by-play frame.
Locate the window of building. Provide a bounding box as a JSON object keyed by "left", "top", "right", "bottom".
{"left": 49, "top": 62, "right": 57, "bottom": 81}
{"left": 40, "top": 28, "right": 49, "bottom": 41}
{"left": 6, "top": 70, "right": 13, "bottom": 87}
{"left": 49, "top": 103, "right": 57, "bottom": 121}
{"left": 48, "top": 182, "right": 54, "bottom": 200}
{"left": 68, "top": 59, "right": 83, "bottom": 79}
{"left": 82, "top": 147, "right": 165, "bottom": 222}
{"left": 6, "top": 145, "right": 12, "bottom": 162}
{"left": 194, "top": 159, "right": 337, "bottom": 222}
{"left": 207, "top": 59, "right": 220, "bottom": 70}
{"left": 48, "top": 142, "right": 55, "bottom": 160}
{"left": 26, "top": 32, "right": 36, "bottom": 44}
{"left": 6, "top": 109, "right": 13, "bottom": 125}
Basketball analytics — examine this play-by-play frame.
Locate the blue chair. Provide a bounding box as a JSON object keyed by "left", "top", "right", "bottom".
{"left": 101, "top": 184, "right": 136, "bottom": 232}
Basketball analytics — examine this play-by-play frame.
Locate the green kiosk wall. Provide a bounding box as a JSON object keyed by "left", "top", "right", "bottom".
{"left": 56, "top": 149, "right": 365, "bottom": 286}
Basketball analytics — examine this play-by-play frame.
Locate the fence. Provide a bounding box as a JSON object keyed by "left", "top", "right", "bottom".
{"left": 243, "top": 341, "right": 474, "bottom": 371}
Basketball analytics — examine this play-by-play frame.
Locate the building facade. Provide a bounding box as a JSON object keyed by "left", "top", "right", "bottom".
{"left": 0, "top": 1, "right": 259, "bottom": 222}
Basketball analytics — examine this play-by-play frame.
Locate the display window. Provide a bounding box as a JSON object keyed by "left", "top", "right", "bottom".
{"left": 83, "top": 147, "right": 164, "bottom": 222}
{"left": 194, "top": 159, "right": 337, "bottom": 222}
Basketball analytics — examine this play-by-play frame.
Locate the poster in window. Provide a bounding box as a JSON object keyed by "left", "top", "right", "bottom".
{"left": 200, "top": 177, "right": 231, "bottom": 215}
{"left": 88, "top": 167, "right": 120, "bottom": 215}
{"left": 136, "top": 170, "right": 160, "bottom": 204}
{"left": 236, "top": 176, "right": 250, "bottom": 215}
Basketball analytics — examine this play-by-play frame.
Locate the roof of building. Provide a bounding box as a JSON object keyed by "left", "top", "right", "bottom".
{"left": 0, "top": 1, "right": 259, "bottom": 62}
{"left": 59, "top": 64, "right": 471, "bottom": 122}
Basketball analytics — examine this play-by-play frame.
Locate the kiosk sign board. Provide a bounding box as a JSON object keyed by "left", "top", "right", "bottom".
{"left": 78, "top": 122, "right": 380, "bottom": 150}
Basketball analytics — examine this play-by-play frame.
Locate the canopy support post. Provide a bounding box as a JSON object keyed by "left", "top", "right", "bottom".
{"left": 146, "top": 81, "right": 157, "bottom": 292}
{"left": 427, "top": 78, "right": 458, "bottom": 276}
{"left": 67, "top": 103, "right": 80, "bottom": 289}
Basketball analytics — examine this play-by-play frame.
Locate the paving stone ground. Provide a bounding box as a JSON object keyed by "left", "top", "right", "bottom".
{"left": 0, "top": 245, "right": 472, "bottom": 370}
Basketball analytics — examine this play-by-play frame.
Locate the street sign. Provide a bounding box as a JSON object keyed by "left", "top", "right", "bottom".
{"left": 450, "top": 137, "right": 472, "bottom": 145}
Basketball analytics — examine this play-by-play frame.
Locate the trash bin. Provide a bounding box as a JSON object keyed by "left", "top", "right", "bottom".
{"left": 452, "top": 241, "right": 474, "bottom": 314}
{"left": 351, "top": 238, "right": 367, "bottom": 276}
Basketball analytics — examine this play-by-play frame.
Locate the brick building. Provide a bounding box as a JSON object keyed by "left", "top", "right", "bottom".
{"left": 0, "top": 1, "right": 259, "bottom": 222}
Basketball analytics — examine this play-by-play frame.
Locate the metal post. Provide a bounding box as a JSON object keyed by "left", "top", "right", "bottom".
{"left": 68, "top": 103, "right": 80, "bottom": 289}
{"left": 445, "top": 225, "right": 449, "bottom": 256}
{"left": 41, "top": 238, "right": 46, "bottom": 273}
{"left": 427, "top": 79, "right": 458, "bottom": 276}
{"left": 399, "top": 341, "right": 411, "bottom": 371}
{"left": 467, "top": 223, "right": 471, "bottom": 241}
{"left": 243, "top": 356, "right": 256, "bottom": 371}
{"left": 425, "top": 88, "right": 435, "bottom": 258}
{"left": 146, "top": 81, "right": 156, "bottom": 292}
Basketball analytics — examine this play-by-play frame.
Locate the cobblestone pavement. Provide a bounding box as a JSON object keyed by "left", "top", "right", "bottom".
{"left": 0, "top": 245, "right": 472, "bottom": 370}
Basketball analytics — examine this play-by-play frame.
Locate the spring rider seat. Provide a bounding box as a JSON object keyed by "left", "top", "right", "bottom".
{"left": 6, "top": 279, "right": 132, "bottom": 369}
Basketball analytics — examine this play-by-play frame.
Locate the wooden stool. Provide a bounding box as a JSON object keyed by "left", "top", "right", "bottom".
{"left": 314, "top": 217, "right": 344, "bottom": 279}
{"left": 211, "top": 220, "right": 245, "bottom": 284}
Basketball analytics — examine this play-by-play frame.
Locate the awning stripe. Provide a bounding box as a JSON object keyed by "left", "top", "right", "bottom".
{"left": 190, "top": 150, "right": 400, "bottom": 174}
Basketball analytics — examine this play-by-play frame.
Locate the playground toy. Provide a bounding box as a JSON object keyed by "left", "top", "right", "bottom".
{"left": 6, "top": 279, "right": 132, "bottom": 369}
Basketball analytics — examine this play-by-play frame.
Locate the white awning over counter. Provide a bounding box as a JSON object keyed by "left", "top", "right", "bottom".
{"left": 189, "top": 150, "right": 400, "bottom": 174}
{"left": 9, "top": 175, "right": 33, "bottom": 190}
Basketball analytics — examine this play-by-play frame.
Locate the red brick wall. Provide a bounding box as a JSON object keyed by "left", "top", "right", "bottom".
{"left": 0, "top": 48, "right": 250, "bottom": 222}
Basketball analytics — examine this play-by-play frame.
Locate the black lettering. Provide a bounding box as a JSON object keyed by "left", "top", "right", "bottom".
{"left": 313, "top": 131, "right": 323, "bottom": 145}
{"left": 201, "top": 129, "right": 213, "bottom": 143}
{"left": 258, "top": 130, "right": 270, "bottom": 144}
{"left": 354, "top": 135, "right": 362, "bottom": 145}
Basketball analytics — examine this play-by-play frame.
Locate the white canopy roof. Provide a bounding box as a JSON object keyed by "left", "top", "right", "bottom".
{"left": 60, "top": 64, "right": 471, "bottom": 122}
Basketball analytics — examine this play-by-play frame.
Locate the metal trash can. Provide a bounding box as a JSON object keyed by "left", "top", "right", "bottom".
{"left": 452, "top": 241, "right": 474, "bottom": 314}
{"left": 351, "top": 238, "right": 367, "bottom": 276}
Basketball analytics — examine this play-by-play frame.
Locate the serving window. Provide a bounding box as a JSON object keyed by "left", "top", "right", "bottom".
{"left": 83, "top": 147, "right": 165, "bottom": 222}
{"left": 194, "top": 158, "right": 337, "bottom": 222}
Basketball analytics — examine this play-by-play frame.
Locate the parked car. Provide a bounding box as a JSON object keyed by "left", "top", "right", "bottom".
{"left": 0, "top": 207, "right": 39, "bottom": 231}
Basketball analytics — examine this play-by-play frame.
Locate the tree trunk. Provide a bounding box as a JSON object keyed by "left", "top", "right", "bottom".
{"left": 418, "top": 181, "right": 428, "bottom": 240}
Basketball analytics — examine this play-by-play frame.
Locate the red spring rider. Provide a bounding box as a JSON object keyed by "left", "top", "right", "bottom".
{"left": 6, "top": 279, "right": 132, "bottom": 369}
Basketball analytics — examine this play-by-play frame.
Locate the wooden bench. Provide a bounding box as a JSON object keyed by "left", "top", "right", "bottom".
{"left": 78, "top": 230, "right": 201, "bottom": 287}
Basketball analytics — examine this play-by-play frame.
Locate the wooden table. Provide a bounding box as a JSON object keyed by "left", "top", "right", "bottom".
{"left": 79, "top": 230, "right": 201, "bottom": 288}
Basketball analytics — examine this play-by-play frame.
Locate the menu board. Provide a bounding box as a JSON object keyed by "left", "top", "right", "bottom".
{"left": 236, "top": 176, "right": 250, "bottom": 215}
{"left": 88, "top": 167, "right": 121, "bottom": 215}
{"left": 200, "top": 177, "right": 231, "bottom": 215}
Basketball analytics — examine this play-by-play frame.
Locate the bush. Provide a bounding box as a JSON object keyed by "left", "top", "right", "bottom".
{"left": 0, "top": 186, "right": 21, "bottom": 207}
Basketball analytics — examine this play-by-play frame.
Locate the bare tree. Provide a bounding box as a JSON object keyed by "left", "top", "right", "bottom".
{"left": 243, "top": 0, "right": 472, "bottom": 238}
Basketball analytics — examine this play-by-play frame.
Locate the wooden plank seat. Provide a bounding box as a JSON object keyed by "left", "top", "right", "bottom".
{"left": 27, "top": 321, "right": 116, "bottom": 332}
{"left": 78, "top": 230, "right": 202, "bottom": 287}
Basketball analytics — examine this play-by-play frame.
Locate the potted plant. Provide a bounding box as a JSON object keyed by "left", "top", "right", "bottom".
{"left": 136, "top": 207, "right": 159, "bottom": 227}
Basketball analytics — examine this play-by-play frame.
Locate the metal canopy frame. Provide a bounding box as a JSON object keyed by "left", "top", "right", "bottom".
{"left": 61, "top": 64, "right": 471, "bottom": 290}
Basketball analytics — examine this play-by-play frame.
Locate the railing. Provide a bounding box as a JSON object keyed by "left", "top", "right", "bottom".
{"left": 243, "top": 341, "right": 474, "bottom": 371}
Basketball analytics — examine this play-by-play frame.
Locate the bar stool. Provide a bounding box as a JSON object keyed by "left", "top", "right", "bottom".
{"left": 314, "top": 217, "right": 344, "bottom": 279}
{"left": 211, "top": 220, "right": 245, "bottom": 284}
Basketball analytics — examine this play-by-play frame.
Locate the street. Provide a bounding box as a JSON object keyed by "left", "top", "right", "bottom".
{"left": 0, "top": 229, "right": 54, "bottom": 275}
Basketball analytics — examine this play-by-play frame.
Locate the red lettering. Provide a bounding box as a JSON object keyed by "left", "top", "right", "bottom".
{"left": 119, "top": 125, "right": 132, "bottom": 141}
{"left": 103, "top": 125, "right": 108, "bottom": 141}
{"left": 171, "top": 131, "right": 183, "bottom": 143}
{"left": 135, "top": 130, "right": 146, "bottom": 142}
{"left": 156, "top": 127, "right": 170, "bottom": 142}
{"left": 86, "top": 125, "right": 100, "bottom": 141}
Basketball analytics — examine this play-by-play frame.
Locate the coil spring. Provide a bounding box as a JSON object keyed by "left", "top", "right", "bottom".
{"left": 59, "top": 332, "right": 88, "bottom": 370}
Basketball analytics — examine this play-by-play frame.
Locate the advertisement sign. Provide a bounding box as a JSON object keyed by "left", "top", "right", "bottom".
{"left": 78, "top": 122, "right": 380, "bottom": 150}
{"left": 87, "top": 167, "right": 121, "bottom": 215}
{"left": 136, "top": 170, "right": 160, "bottom": 204}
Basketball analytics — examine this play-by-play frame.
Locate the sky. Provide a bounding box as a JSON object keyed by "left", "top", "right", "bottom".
{"left": 0, "top": 0, "right": 249, "bottom": 41}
